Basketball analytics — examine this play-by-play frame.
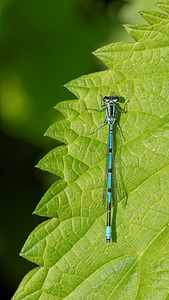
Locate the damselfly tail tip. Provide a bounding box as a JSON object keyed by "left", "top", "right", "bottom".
{"left": 106, "top": 226, "right": 111, "bottom": 243}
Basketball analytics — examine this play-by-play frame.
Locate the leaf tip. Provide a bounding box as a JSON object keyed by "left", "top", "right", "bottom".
{"left": 92, "top": 49, "right": 98, "bottom": 56}
{"left": 123, "top": 24, "right": 133, "bottom": 33}
{"left": 64, "top": 82, "right": 68, "bottom": 89}
{"left": 138, "top": 9, "right": 144, "bottom": 16}
{"left": 155, "top": 0, "right": 169, "bottom": 12}
{"left": 19, "top": 249, "right": 24, "bottom": 257}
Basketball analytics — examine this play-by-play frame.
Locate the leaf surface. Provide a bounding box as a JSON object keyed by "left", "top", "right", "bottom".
{"left": 13, "top": 2, "right": 169, "bottom": 299}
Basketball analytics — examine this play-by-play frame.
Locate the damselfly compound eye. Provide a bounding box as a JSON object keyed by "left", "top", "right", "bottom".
{"left": 103, "top": 96, "right": 109, "bottom": 103}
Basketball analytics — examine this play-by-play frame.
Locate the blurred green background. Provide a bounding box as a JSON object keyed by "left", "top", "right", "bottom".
{"left": 0, "top": 0, "right": 160, "bottom": 298}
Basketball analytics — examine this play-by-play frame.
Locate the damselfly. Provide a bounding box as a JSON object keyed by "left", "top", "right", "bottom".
{"left": 89, "top": 95, "right": 126, "bottom": 243}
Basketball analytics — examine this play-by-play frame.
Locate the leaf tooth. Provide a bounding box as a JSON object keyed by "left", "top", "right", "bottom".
{"left": 139, "top": 10, "right": 169, "bottom": 25}
{"left": 45, "top": 119, "right": 78, "bottom": 145}
{"left": 65, "top": 77, "right": 91, "bottom": 99}
{"left": 55, "top": 99, "right": 81, "bottom": 120}
{"left": 156, "top": 1, "right": 169, "bottom": 14}
{"left": 37, "top": 145, "right": 89, "bottom": 183}
{"left": 124, "top": 24, "right": 150, "bottom": 42}
{"left": 34, "top": 180, "right": 68, "bottom": 218}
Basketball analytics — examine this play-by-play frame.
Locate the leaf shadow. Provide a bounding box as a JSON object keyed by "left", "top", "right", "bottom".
{"left": 111, "top": 207, "right": 117, "bottom": 242}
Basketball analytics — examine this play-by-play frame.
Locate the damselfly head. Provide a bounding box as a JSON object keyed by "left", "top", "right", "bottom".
{"left": 103, "top": 95, "right": 119, "bottom": 103}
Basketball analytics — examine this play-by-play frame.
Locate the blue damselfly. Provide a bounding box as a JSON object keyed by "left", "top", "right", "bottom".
{"left": 89, "top": 95, "right": 126, "bottom": 242}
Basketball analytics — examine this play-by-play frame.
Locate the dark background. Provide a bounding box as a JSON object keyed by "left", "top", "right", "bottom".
{"left": 0, "top": 0, "right": 159, "bottom": 298}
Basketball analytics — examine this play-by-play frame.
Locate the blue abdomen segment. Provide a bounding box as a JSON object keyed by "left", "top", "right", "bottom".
{"left": 108, "top": 190, "right": 111, "bottom": 203}
{"left": 106, "top": 226, "right": 111, "bottom": 242}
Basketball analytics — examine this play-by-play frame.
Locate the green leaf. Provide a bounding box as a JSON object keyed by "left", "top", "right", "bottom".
{"left": 13, "top": 2, "right": 169, "bottom": 299}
